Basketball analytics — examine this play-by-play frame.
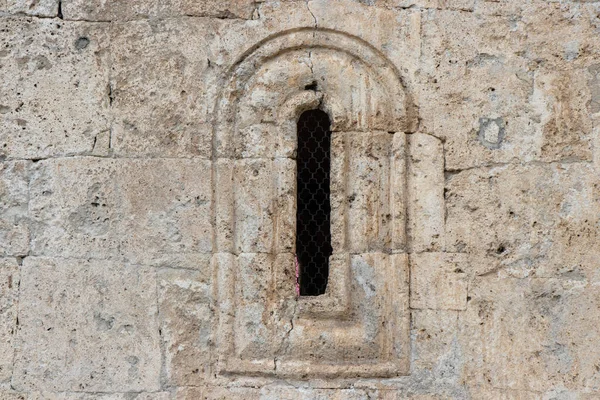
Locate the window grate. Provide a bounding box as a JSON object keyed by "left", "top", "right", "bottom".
{"left": 296, "top": 109, "right": 332, "bottom": 296}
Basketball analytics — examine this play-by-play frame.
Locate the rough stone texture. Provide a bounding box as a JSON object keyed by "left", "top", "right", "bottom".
{"left": 0, "top": 161, "right": 29, "bottom": 257}
{"left": 5, "top": 0, "right": 58, "bottom": 17}
{"left": 157, "top": 267, "right": 212, "bottom": 386}
{"left": 29, "top": 157, "right": 211, "bottom": 267}
{"left": 2, "top": 0, "right": 600, "bottom": 397}
{"left": 410, "top": 253, "right": 468, "bottom": 311}
{"left": 12, "top": 257, "right": 161, "bottom": 392}
{"left": 61, "top": 0, "right": 257, "bottom": 21}
{"left": 0, "top": 258, "right": 18, "bottom": 384}
{"left": 109, "top": 19, "right": 215, "bottom": 158}
{"left": 0, "top": 18, "right": 110, "bottom": 160}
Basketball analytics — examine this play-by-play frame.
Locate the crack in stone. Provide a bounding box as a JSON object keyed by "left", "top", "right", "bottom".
{"left": 306, "top": 1, "right": 317, "bottom": 28}
{"left": 274, "top": 298, "right": 298, "bottom": 371}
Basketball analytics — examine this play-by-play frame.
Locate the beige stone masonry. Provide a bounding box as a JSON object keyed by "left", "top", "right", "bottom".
{"left": 2, "top": 0, "right": 600, "bottom": 397}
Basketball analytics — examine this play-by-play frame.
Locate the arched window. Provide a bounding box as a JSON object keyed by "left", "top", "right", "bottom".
{"left": 296, "top": 109, "right": 332, "bottom": 296}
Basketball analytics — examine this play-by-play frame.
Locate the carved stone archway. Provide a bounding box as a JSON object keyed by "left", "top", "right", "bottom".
{"left": 212, "top": 28, "right": 418, "bottom": 379}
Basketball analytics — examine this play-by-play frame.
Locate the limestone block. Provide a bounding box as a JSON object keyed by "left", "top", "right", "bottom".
{"left": 532, "top": 68, "right": 593, "bottom": 162}
{"left": 417, "top": 8, "right": 595, "bottom": 170}
{"left": 13, "top": 257, "right": 161, "bottom": 392}
{"left": 467, "top": 387, "right": 542, "bottom": 400}
{"left": 236, "top": 51, "right": 313, "bottom": 133}
{"left": 311, "top": 49, "right": 409, "bottom": 132}
{"left": 0, "top": 18, "right": 110, "bottom": 160}
{"left": 181, "top": 386, "right": 259, "bottom": 400}
{"left": 233, "top": 253, "right": 274, "bottom": 360}
{"left": 445, "top": 163, "right": 600, "bottom": 279}
{"left": 518, "top": 3, "right": 600, "bottom": 69}
{"left": 410, "top": 253, "right": 468, "bottom": 311}
{"left": 0, "top": 161, "right": 30, "bottom": 257}
{"left": 273, "top": 159, "right": 296, "bottom": 254}
{"left": 157, "top": 268, "right": 211, "bottom": 386}
{"left": 345, "top": 132, "right": 392, "bottom": 253}
{"left": 259, "top": 386, "right": 375, "bottom": 400}
{"left": 29, "top": 158, "right": 119, "bottom": 259}
{"left": 234, "top": 159, "right": 274, "bottom": 253}
{"left": 417, "top": 11, "right": 536, "bottom": 170}
{"left": 407, "top": 133, "right": 444, "bottom": 252}
{"left": 330, "top": 132, "right": 348, "bottom": 252}
{"left": 390, "top": 133, "right": 408, "bottom": 252}
{"left": 215, "top": 160, "right": 234, "bottom": 252}
{"left": 308, "top": 0, "right": 422, "bottom": 75}
{"left": 30, "top": 157, "right": 212, "bottom": 265}
{"left": 0, "top": 258, "right": 18, "bottom": 384}
{"left": 394, "top": 0, "right": 474, "bottom": 10}
{"left": 109, "top": 19, "right": 214, "bottom": 158}
{"left": 460, "top": 276, "right": 599, "bottom": 393}
{"left": 116, "top": 159, "right": 213, "bottom": 264}
{"left": 5, "top": 0, "right": 58, "bottom": 16}
{"left": 23, "top": 392, "right": 171, "bottom": 400}
{"left": 61, "top": 0, "right": 154, "bottom": 20}
{"left": 410, "top": 309, "right": 463, "bottom": 390}
{"left": 62, "top": 0, "right": 256, "bottom": 20}
{"left": 234, "top": 124, "right": 293, "bottom": 159}
{"left": 473, "top": 0, "right": 528, "bottom": 17}
{"left": 205, "top": 2, "right": 314, "bottom": 70}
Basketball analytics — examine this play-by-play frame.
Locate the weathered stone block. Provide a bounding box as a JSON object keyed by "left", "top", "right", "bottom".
{"left": 407, "top": 133, "right": 445, "bottom": 252}
{"left": 467, "top": 387, "right": 542, "bottom": 400}
{"left": 13, "top": 257, "right": 161, "bottom": 392}
{"left": 345, "top": 132, "right": 392, "bottom": 253}
{"left": 0, "top": 18, "right": 110, "bottom": 160}
{"left": 418, "top": 7, "right": 595, "bottom": 171}
{"left": 395, "top": 0, "right": 474, "bottom": 10}
{"left": 61, "top": 0, "right": 154, "bottom": 20}
{"left": 445, "top": 163, "right": 600, "bottom": 279}
{"left": 5, "top": 0, "right": 58, "bottom": 16}
{"left": 0, "top": 161, "right": 30, "bottom": 257}
{"left": 29, "top": 158, "right": 119, "bottom": 259}
{"left": 460, "top": 276, "right": 599, "bottom": 393}
{"left": 29, "top": 157, "right": 212, "bottom": 265}
{"left": 116, "top": 158, "right": 213, "bottom": 264}
{"left": 109, "top": 19, "right": 215, "bottom": 158}
{"left": 62, "top": 0, "right": 257, "bottom": 21}
{"left": 331, "top": 132, "right": 406, "bottom": 254}
{"left": 23, "top": 392, "right": 172, "bottom": 400}
{"left": 233, "top": 159, "right": 274, "bottom": 253}
{"left": 410, "top": 252, "right": 467, "bottom": 311}
{"left": 158, "top": 267, "right": 211, "bottom": 386}
{"left": 308, "top": 0, "right": 422, "bottom": 76}
{"left": 411, "top": 309, "right": 459, "bottom": 373}
{"left": 533, "top": 68, "right": 593, "bottom": 162}
{"left": 0, "top": 258, "right": 18, "bottom": 384}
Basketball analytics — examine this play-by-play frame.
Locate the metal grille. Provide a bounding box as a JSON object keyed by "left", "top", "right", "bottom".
{"left": 296, "top": 109, "right": 332, "bottom": 296}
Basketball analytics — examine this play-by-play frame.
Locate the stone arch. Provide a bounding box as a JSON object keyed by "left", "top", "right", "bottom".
{"left": 213, "top": 27, "right": 417, "bottom": 158}
{"left": 213, "top": 27, "right": 416, "bottom": 252}
{"left": 212, "top": 27, "right": 414, "bottom": 379}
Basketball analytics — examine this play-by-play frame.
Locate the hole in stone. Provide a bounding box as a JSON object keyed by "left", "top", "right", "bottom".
{"left": 75, "top": 37, "right": 90, "bottom": 50}
{"left": 304, "top": 81, "right": 318, "bottom": 91}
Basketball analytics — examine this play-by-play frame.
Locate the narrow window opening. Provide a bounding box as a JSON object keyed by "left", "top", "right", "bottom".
{"left": 296, "top": 109, "right": 332, "bottom": 296}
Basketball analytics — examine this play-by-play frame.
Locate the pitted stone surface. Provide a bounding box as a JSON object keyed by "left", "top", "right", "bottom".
{"left": 0, "top": 18, "right": 110, "bottom": 160}
{"left": 2, "top": 0, "right": 600, "bottom": 397}
{"left": 12, "top": 257, "right": 161, "bottom": 392}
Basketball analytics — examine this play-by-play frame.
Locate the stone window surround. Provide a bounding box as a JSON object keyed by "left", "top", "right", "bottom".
{"left": 210, "top": 28, "right": 445, "bottom": 382}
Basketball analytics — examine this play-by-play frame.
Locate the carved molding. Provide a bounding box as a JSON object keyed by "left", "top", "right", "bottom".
{"left": 211, "top": 28, "right": 420, "bottom": 380}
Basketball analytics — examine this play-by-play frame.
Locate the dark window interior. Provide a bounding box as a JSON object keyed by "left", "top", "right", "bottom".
{"left": 296, "top": 109, "right": 332, "bottom": 296}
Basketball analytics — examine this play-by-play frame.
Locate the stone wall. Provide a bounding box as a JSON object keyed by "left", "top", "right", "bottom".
{"left": 1, "top": 0, "right": 600, "bottom": 398}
